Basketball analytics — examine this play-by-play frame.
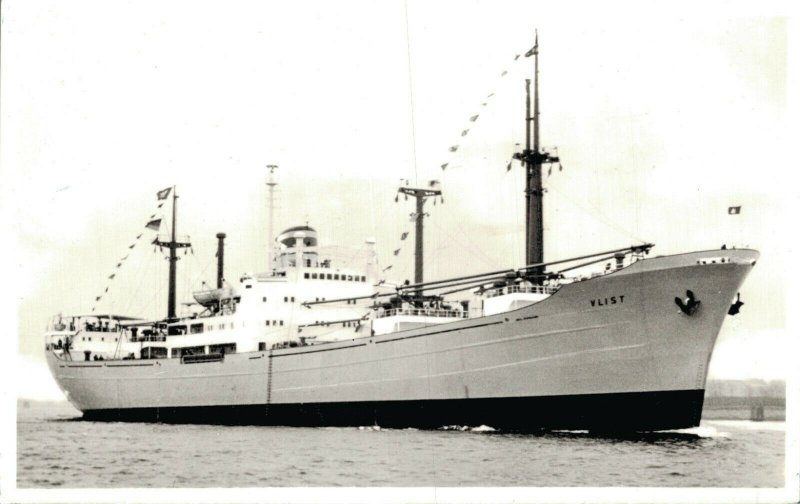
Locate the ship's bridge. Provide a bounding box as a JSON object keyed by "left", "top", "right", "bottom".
{"left": 275, "top": 225, "right": 319, "bottom": 269}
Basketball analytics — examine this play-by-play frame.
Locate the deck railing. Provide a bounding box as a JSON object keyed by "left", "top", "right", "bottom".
{"left": 484, "top": 285, "right": 558, "bottom": 298}
{"left": 135, "top": 335, "right": 167, "bottom": 342}
{"left": 376, "top": 308, "right": 468, "bottom": 319}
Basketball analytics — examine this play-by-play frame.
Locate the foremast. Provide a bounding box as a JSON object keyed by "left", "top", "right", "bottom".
{"left": 513, "top": 31, "right": 560, "bottom": 283}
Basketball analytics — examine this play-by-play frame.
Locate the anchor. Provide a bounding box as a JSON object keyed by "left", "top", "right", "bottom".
{"left": 728, "top": 292, "right": 744, "bottom": 316}
{"left": 675, "top": 290, "right": 701, "bottom": 316}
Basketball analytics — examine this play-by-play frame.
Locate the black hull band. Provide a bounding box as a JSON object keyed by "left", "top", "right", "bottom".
{"left": 81, "top": 389, "right": 705, "bottom": 432}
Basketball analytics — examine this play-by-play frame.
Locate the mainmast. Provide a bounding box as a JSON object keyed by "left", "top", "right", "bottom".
{"left": 513, "top": 31, "right": 559, "bottom": 282}
{"left": 154, "top": 186, "right": 191, "bottom": 320}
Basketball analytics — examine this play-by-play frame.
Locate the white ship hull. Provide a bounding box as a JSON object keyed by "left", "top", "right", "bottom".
{"left": 46, "top": 249, "right": 757, "bottom": 431}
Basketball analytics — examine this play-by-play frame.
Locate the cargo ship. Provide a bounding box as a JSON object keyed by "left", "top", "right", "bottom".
{"left": 43, "top": 36, "right": 757, "bottom": 432}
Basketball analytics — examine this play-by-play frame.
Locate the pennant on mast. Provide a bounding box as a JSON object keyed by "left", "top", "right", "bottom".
{"left": 157, "top": 187, "right": 172, "bottom": 200}
{"left": 146, "top": 218, "right": 162, "bottom": 230}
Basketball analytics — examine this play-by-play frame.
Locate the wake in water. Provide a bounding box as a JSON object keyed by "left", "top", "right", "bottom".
{"left": 703, "top": 420, "right": 785, "bottom": 432}
{"left": 324, "top": 423, "right": 709, "bottom": 443}
{"left": 436, "top": 424, "right": 710, "bottom": 443}
{"left": 674, "top": 424, "right": 731, "bottom": 438}
{"left": 439, "top": 424, "right": 497, "bottom": 432}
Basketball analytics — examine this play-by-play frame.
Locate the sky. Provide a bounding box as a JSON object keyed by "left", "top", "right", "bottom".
{"left": 1, "top": 1, "right": 797, "bottom": 401}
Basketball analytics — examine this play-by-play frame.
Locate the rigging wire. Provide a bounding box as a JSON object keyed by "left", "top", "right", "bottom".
{"left": 90, "top": 195, "right": 166, "bottom": 315}
{"left": 403, "top": 0, "right": 418, "bottom": 186}
{"left": 118, "top": 245, "right": 153, "bottom": 317}
{"left": 395, "top": 43, "right": 533, "bottom": 277}
{"left": 377, "top": 45, "right": 526, "bottom": 283}
{"left": 178, "top": 248, "right": 216, "bottom": 318}
{"left": 424, "top": 35, "right": 652, "bottom": 272}
{"left": 427, "top": 217, "right": 501, "bottom": 271}
{"left": 544, "top": 170, "right": 649, "bottom": 245}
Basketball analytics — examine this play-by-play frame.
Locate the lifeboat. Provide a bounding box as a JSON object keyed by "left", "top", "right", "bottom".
{"left": 192, "top": 287, "right": 235, "bottom": 308}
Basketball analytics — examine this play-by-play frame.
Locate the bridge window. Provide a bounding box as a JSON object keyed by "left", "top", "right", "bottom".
{"left": 312, "top": 273, "right": 318, "bottom": 279}
{"left": 258, "top": 342, "right": 267, "bottom": 351}
{"left": 327, "top": 273, "right": 332, "bottom": 280}
{"left": 167, "top": 325, "right": 187, "bottom": 336}
{"left": 209, "top": 343, "right": 236, "bottom": 355}
{"left": 262, "top": 297, "right": 267, "bottom": 302}
{"left": 304, "top": 273, "right": 310, "bottom": 279}
{"left": 141, "top": 347, "right": 167, "bottom": 359}
{"left": 173, "top": 345, "right": 205, "bottom": 358}
{"left": 190, "top": 323, "right": 204, "bottom": 334}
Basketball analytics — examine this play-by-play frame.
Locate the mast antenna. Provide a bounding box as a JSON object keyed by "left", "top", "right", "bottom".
{"left": 266, "top": 164, "right": 279, "bottom": 270}
{"left": 512, "top": 30, "right": 559, "bottom": 283}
